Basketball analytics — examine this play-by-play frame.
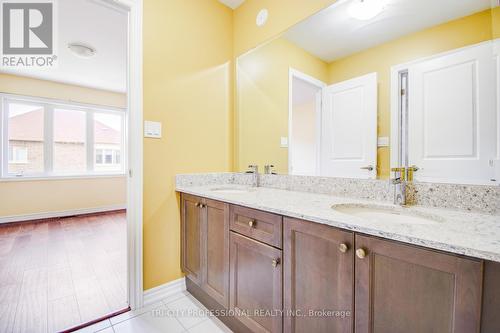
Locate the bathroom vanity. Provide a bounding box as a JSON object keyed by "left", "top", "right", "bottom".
{"left": 177, "top": 0, "right": 500, "bottom": 331}
{"left": 177, "top": 177, "right": 500, "bottom": 333}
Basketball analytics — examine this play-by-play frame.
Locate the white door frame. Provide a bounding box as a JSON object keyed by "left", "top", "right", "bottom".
{"left": 288, "top": 68, "right": 326, "bottom": 175}
{"left": 116, "top": 0, "right": 144, "bottom": 310}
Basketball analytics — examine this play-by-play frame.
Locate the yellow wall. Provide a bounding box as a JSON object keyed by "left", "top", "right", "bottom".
{"left": 143, "top": 0, "right": 233, "bottom": 289}
{"left": 0, "top": 73, "right": 126, "bottom": 108}
{"left": 493, "top": 6, "right": 500, "bottom": 38}
{"left": 0, "top": 177, "right": 126, "bottom": 216}
{"left": 237, "top": 38, "right": 327, "bottom": 173}
{"left": 233, "top": 0, "right": 337, "bottom": 56}
{"left": 327, "top": 9, "right": 493, "bottom": 178}
{"left": 0, "top": 74, "right": 127, "bottom": 218}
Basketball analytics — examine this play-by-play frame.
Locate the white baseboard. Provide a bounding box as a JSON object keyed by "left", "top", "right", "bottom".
{"left": 0, "top": 204, "right": 126, "bottom": 224}
{"left": 143, "top": 277, "right": 186, "bottom": 307}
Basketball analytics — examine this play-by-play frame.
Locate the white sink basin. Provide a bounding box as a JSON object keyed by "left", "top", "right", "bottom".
{"left": 332, "top": 204, "right": 443, "bottom": 225}
{"left": 210, "top": 186, "right": 255, "bottom": 194}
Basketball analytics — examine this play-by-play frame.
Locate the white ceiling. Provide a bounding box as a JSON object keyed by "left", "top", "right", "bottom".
{"left": 218, "top": 0, "right": 246, "bottom": 9}
{"left": 1, "top": 0, "right": 128, "bottom": 93}
{"left": 284, "top": 0, "right": 492, "bottom": 62}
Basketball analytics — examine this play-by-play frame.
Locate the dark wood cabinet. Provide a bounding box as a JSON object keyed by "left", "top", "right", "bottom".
{"left": 202, "top": 198, "right": 230, "bottom": 307}
{"left": 181, "top": 193, "right": 489, "bottom": 333}
{"left": 181, "top": 194, "right": 229, "bottom": 307}
{"left": 354, "top": 234, "right": 483, "bottom": 333}
{"left": 230, "top": 232, "right": 283, "bottom": 333}
{"left": 181, "top": 193, "right": 203, "bottom": 284}
{"left": 230, "top": 205, "right": 283, "bottom": 248}
{"left": 283, "top": 217, "right": 354, "bottom": 333}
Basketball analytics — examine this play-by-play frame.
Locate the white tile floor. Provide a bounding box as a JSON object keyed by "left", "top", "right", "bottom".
{"left": 74, "top": 291, "right": 233, "bottom": 333}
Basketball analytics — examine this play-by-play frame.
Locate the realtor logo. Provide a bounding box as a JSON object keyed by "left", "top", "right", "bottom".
{"left": 1, "top": 0, "right": 57, "bottom": 67}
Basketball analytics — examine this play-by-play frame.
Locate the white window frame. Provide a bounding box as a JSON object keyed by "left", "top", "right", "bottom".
{"left": 0, "top": 93, "right": 127, "bottom": 179}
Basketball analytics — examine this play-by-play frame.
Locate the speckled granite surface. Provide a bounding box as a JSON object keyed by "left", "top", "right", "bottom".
{"left": 175, "top": 173, "right": 240, "bottom": 187}
{"left": 176, "top": 183, "right": 500, "bottom": 262}
{"left": 408, "top": 182, "right": 500, "bottom": 215}
{"left": 176, "top": 173, "right": 500, "bottom": 214}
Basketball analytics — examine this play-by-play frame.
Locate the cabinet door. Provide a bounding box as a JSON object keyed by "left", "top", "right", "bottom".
{"left": 201, "top": 199, "right": 229, "bottom": 308}
{"left": 355, "top": 235, "right": 482, "bottom": 333}
{"left": 230, "top": 232, "right": 282, "bottom": 333}
{"left": 284, "top": 218, "right": 354, "bottom": 333}
{"left": 181, "top": 194, "right": 203, "bottom": 285}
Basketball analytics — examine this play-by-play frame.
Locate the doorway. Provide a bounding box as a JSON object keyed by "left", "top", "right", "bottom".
{"left": 288, "top": 69, "right": 325, "bottom": 176}
{"left": 0, "top": 0, "right": 143, "bottom": 331}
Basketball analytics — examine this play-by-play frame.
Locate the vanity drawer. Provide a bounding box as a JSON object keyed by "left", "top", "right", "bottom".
{"left": 230, "top": 205, "right": 283, "bottom": 248}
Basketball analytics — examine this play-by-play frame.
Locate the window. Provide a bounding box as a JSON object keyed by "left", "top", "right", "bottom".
{"left": 94, "top": 113, "right": 123, "bottom": 172}
{"left": 95, "top": 148, "right": 121, "bottom": 166}
{"left": 53, "top": 108, "right": 87, "bottom": 173}
{"left": 1, "top": 95, "right": 126, "bottom": 178}
{"left": 6, "top": 102, "right": 45, "bottom": 175}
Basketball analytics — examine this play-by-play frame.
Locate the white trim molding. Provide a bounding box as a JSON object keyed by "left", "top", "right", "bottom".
{"left": 122, "top": 0, "right": 144, "bottom": 311}
{"left": 143, "top": 278, "right": 187, "bottom": 307}
{"left": 0, "top": 204, "right": 126, "bottom": 224}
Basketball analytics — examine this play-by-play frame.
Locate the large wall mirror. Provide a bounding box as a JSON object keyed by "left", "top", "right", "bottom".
{"left": 236, "top": 0, "right": 499, "bottom": 185}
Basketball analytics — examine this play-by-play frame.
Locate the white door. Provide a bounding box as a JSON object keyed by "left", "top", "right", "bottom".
{"left": 320, "top": 72, "right": 377, "bottom": 178}
{"left": 408, "top": 42, "right": 497, "bottom": 184}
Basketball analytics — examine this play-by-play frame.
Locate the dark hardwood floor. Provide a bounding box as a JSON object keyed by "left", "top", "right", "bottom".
{"left": 0, "top": 211, "right": 127, "bottom": 333}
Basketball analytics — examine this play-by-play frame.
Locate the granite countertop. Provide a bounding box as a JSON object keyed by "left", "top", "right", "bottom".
{"left": 176, "top": 184, "right": 500, "bottom": 263}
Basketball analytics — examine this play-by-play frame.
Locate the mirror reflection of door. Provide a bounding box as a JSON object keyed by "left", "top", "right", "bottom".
{"left": 289, "top": 70, "right": 378, "bottom": 179}
{"left": 321, "top": 73, "right": 378, "bottom": 179}
{"left": 289, "top": 70, "right": 325, "bottom": 176}
{"left": 392, "top": 40, "right": 498, "bottom": 185}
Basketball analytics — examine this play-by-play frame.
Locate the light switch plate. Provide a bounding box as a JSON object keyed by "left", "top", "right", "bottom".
{"left": 144, "top": 121, "right": 162, "bottom": 139}
{"left": 280, "top": 137, "right": 289, "bottom": 148}
{"left": 377, "top": 137, "right": 389, "bottom": 147}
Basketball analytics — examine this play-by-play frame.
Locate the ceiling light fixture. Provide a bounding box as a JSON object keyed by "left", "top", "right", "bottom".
{"left": 68, "top": 43, "right": 96, "bottom": 58}
{"left": 348, "top": 0, "right": 386, "bottom": 21}
{"left": 256, "top": 9, "right": 269, "bottom": 27}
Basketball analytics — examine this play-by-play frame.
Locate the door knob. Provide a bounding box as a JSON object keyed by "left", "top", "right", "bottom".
{"left": 356, "top": 248, "right": 367, "bottom": 259}
{"left": 272, "top": 258, "right": 280, "bottom": 268}
{"left": 360, "top": 165, "right": 374, "bottom": 171}
{"left": 339, "top": 243, "right": 349, "bottom": 253}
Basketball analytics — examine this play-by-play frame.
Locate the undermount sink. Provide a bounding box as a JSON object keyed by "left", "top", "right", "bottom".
{"left": 209, "top": 186, "right": 255, "bottom": 194}
{"left": 332, "top": 204, "right": 444, "bottom": 225}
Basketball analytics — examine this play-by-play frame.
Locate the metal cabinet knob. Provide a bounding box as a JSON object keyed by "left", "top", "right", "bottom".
{"left": 339, "top": 243, "right": 349, "bottom": 253}
{"left": 272, "top": 258, "right": 280, "bottom": 268}
{"left": 356, "top": 248, "right": 367, "bottom": 259}
{"left": 360, "top": 165, "right": 374, "bottom": 171}
{"left": 248, "top": 220, "right": 256, "bottom": 228}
